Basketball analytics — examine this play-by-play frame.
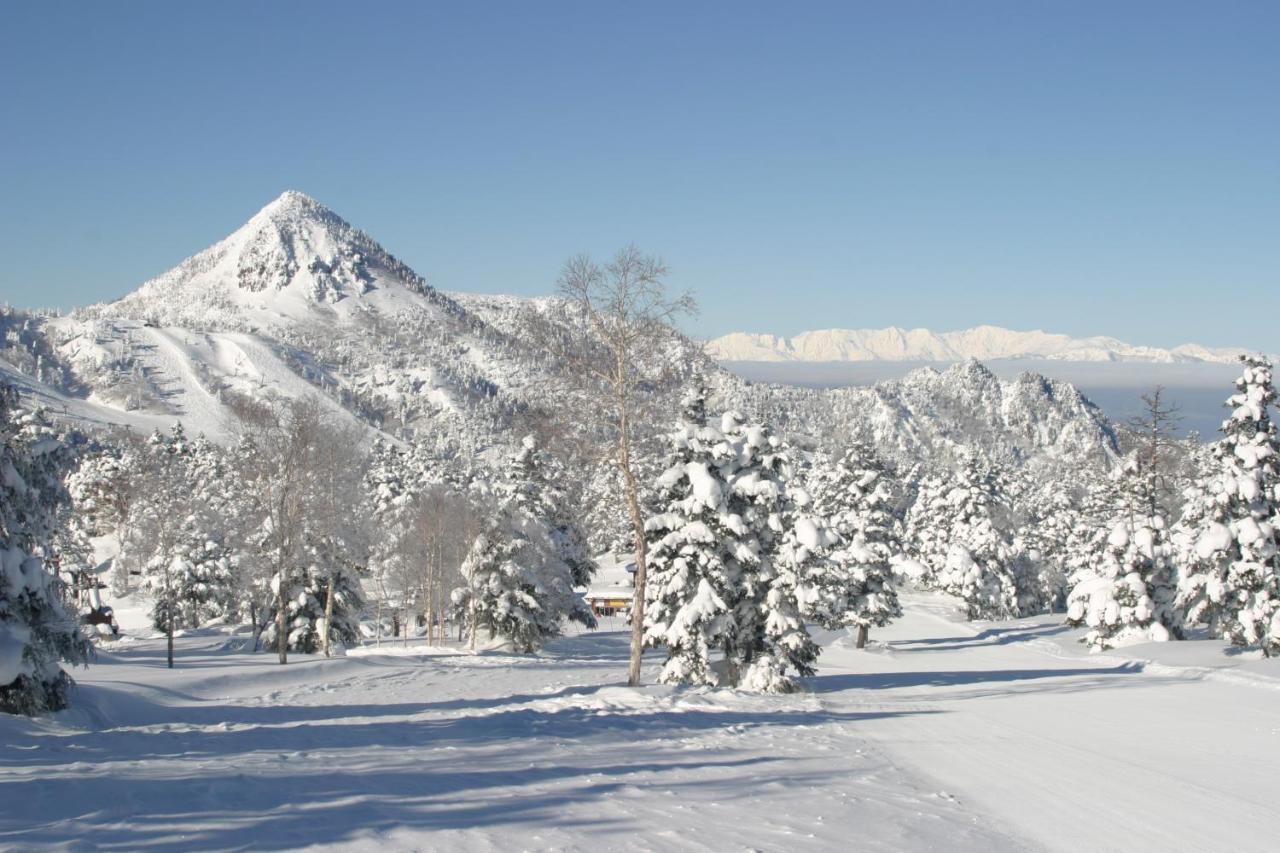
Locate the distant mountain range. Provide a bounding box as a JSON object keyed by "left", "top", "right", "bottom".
{"left": 707, "top": 326, "right": 1268, "bottom": 365}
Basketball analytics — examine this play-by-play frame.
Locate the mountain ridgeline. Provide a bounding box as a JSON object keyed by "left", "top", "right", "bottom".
{"left": 709, "top": 326, "right": 1262, "bottom": 364}
{"left": 0, "top": 191, "right": 1118, "bottom": 482}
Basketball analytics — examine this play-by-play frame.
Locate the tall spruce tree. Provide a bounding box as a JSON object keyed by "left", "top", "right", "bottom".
{"left": 1066, "top": 454, "right": 1181, "bottom": 649}
{"left": 643, "top": 386, "right": 739, "bottom": 685}
{"left": 723, "top": 413, "right": 820, "bottom": 692}
{"left": 810, "top": 443, "right": 903, "bottom": 646}
{"left": 1175, "top": 357, "right": 1280, "bottom": 655}
{"left": 923, "top": 453, "right": 1021, "bottom": 619}
{"left": 644, "top": 394, "right": 819, "bottom": 692}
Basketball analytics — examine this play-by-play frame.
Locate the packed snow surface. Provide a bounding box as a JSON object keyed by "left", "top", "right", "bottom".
{"left": 3, "top": 597, "right": 1278, "bottom": 851}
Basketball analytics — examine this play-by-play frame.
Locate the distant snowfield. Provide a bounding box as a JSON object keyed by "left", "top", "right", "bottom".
{"left": 723, "top": 360, "right": 1242, "bottom": 437}
{"left": 4, "top": 595, "right": 1277, "bottom": 852}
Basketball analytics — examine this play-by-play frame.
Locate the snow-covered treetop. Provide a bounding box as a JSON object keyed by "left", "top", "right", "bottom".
{"left": 1225, "top": 355, "right": 1275, "bottom": 430}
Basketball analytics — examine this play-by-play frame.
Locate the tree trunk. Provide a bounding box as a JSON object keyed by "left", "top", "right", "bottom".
{"left": 250, "top": 601, "right": 262, "bottom": 652}
{"left": 469, "top": 593, "right": 478, "bottom": 652}
{"left": 165, "top": 567, "right": 174, "bottom": 669}
{"left": 322, "top": 573, "right": 336, "bottom": 658}
{"left": 856, "top": 624, "right": 869, "bottom": 649}
{"left": 375, "top": 597, "right": 383, "bottom": 647}
{"left": 276, "top": 568, "right": 289, "bottom": 665}
{"left": 618, "top": 407, "right": 648, "bottom": 688}
{"left": 426, "top": 577, "right": 435, "bottom": 648}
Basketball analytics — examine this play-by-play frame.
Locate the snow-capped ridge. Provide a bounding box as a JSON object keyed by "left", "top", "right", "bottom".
{"left": 708, "top": 325, "right": 1270, "bottom": 365}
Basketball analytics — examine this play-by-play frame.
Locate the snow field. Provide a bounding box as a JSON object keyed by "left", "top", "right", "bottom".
{"left": 7, "top": 593, "right": 1279, "bottom": 851}
{"left": 3, "top": 614, "right": 1027, "bottom": 851}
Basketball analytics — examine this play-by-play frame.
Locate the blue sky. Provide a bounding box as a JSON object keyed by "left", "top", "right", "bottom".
{"left": 2, "top": 1, "right": 1276, "bottom": 348}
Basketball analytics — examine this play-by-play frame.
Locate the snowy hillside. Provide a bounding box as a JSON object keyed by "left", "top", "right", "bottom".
{"left": 708, "top": 325, "right": 1265, "bottom": 364}
{"left": 3, "top": 193, "right": 560, "bottom": 447}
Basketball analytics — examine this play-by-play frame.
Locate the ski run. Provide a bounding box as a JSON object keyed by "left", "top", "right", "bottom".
{"left": 2, "top": 593, "right": 1276, "bottom": 852}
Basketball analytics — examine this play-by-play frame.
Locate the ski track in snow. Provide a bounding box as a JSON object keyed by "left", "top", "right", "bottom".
{"left": 3, "top": 597, "right": 1278, "bottom": 851}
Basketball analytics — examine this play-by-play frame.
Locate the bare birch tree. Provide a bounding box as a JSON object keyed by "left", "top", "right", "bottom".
{"left": 540, "top": 246, "right": 695, "bottom": 686}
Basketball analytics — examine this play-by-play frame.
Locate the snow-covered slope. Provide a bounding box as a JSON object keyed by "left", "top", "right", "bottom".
{"left": 14, "top": 192, "right": 548, "bottom": 446}
{"left": 709, "top": 325, "right": 1266, "bottom": 364}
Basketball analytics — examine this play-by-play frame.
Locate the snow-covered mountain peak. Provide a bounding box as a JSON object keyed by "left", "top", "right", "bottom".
{"left": 97, "top": 191, "right": 441, "bottom": 331}
{"left": 259, "top": 188, "right": 321, "bottom": 214}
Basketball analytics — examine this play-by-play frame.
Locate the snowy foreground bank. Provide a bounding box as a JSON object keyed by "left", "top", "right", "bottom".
{"left": 3, "top": 595, "right": 1278, "bottom": 852}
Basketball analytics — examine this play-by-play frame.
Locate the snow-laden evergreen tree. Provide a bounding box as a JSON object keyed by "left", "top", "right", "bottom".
{"left": 903, "top": 468, "right": 956, "bottom": 588}
{"left": 451, "top": 439, "right": 595, "bottom": 652}
{"left": 643, "top": 387, "right": 740, "bottom": 685}
{"left": 808, "top": 443, "right": 903, "bottom": 646}
{"left": 62, "top": 444, "right": 128, "bottom": 608}
{"left": 1021, "top": 485, "right": 1077, "bottom": 613}
{"left": 364, "top": 437, "right": 418, "bottom": 634}
{"left": 66, "top": 446, "right": 129, "bottom": 541}
{"left": 260, "top": 560, "right": 364, "bottom": 653}
{"left": 505, "top": 434, "right": 597, "bottom": 587}
{"left": 1, "top": 386, "right": 91, "bottom": 714}
{"left": 1066, "top": 454, "right": 1181, "bottom": 649}
{"left": 644, "top": 390, "right": 819, "bottom": 692}
{"left": 725, "top": 413, "right": 821, "bottom": 692}
{"left": 451, "top": 522, "right": 558, "bottom": 653}
{"left": 1174, "top": 357, "right": 1280, "bottom": 655}
{"left": 1016, "top": 464, "right": 1098, "bottom": 615}
{"left": 909, "top": 453, "right": 1021, "bottom": 619}
{"left": 1061, "top": 462, "right": 1124, "bottom": 591}
{"left": 126, "top": 426, "right": 238, "bottom": 638}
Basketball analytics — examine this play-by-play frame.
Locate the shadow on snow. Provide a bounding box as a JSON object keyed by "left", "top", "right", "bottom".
{"left": 0, "top": 695, "right": 930, "bottom": 849}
